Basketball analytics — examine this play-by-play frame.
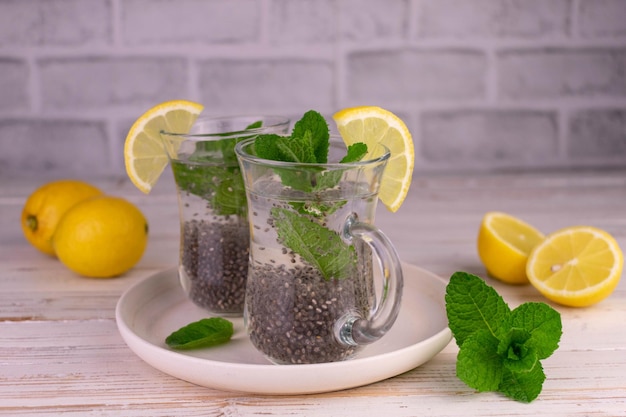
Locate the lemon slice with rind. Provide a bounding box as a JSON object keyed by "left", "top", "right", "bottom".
{"left": 124, "top": 100, "right": 204, "bottom": 193}
{"left": 333, "top": 106, "right": 414, "bottom": 212}
{"left": 527, "top": 226, "right": 623, "bottom": 307}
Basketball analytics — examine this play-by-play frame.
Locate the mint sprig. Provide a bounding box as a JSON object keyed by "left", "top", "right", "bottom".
{"left": 252, "top": 110, "right": 367, "bottom": 281}
{"left": 445, "top": 272, "right": 562, "bottom": 402}
{"left": 254, "top": 110, "right": 366, "bottom": 193}
{"left": 165, "top": 317, "right": 234, "bottom": 350}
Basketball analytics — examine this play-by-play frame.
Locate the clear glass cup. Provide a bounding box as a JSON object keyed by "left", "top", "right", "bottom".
{"left": 235, "top": 137, "right": 404, "bottom": 363}
{"left": 161, "top": 115, "right": 290, "bottom": 316}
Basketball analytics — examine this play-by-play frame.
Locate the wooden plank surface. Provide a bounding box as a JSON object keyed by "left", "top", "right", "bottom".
{"left": 1, "top": 171, "right": 625, "bottom": 416}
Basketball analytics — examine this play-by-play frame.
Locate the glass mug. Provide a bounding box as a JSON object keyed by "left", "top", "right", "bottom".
{"left": 235, "top": 137, "right": 404, "bottom": 364}
{"left": 160, "top": 115, "right": 290, "bottom": 316}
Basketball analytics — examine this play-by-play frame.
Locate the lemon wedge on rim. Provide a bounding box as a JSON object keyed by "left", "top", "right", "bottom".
{"left": 333, "top": 106, "right": 414, "bottom": 212}
{"left": 124, "top": 100, "right": 204, "bottom": 193}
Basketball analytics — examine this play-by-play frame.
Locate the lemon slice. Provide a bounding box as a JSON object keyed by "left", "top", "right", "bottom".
{"left": 124, "top": 100, "right": 204, "bottom": 193}
{"left": 527, "top": 226, "right": 623, "bottom": 307}
{"left": 477, "top": 212, "right": 546, "bottom": 284}
{"left": 333, "top": 106, "right": 414, "bottom": 212}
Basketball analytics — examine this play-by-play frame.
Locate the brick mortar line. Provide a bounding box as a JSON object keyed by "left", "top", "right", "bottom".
{"left": 2, "top": 39, "right": 626, "bottom": 61}
{"left": 4, "top": 100, "right": 625, "bottom": 120}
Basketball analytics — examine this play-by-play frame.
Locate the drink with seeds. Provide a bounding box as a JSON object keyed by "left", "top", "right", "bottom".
{"left": 236, "top": 119, "right": 404, "bottom": 364}
{"left": 161, "top": 115, "right": 289, "bottom": 316}
{"left": 244, "top": 186, "right": 377, "bottom": 363}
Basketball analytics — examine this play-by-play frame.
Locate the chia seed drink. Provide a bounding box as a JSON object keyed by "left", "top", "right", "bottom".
{"left": 236, "top": 136, "right": 404, "bottom": 365}
{"left": 245, "top": 192, "right": 376, "bottom": 364}
{"left": 161, "top": 115, "right": 290, "bottom": 316}
{"left": 172, "top": 160, "right": 249, "bottom": 315}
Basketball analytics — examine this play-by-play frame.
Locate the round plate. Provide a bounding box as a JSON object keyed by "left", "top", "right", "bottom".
{"left": 115, "top": 262, "right": 452, "bottom": 395}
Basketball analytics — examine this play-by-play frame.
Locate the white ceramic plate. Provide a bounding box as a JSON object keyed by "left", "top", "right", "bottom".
{"left": 115, "top": 262, "right": 452, "bottom": 395}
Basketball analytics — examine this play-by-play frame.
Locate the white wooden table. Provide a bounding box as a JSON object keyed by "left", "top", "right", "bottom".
{"left": 2, "top": 170, "right": 625, "bottom": 416}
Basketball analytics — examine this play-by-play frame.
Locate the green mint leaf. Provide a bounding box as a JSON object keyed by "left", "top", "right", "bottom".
{"left": 171, "top": 120, "right": 262, "bottom": 214}
{"left": 253, "top": 133, "right": 287, "bottom": 162}
{"left": 172, "top": 162, "right": 245, "bottom": 216}
{"left": 499, "top": 364, "right": 546, "bottom": 403}
{"left": 445, "top": 271, "right": 511, "bottom": 347}
{"left": 291, "top": 110, "right": 329, "bottom": 163}
{"left": 165, "top": 317, "right": 234, "bottom": 350}
{"left": 456, "top": 329, "right": 503, "bottom": 392}
{"left": 211, "top": 170, "right": 247, "bottom": 216}
{"left": 341, "top": 142, "right": 368, "bottom": 163}
{"left": 446, "top": 271, "right": 562, "bottom": 403}
{"left": 499, "top": 327, "right": 538, "bottom": 373}
{"left": 254, "top": 133, "right": 319, "bottom": 192}
{"left": 275, "top": 131, "right": 317, "bottom": 163}
{"left": 171, "top": 160, "right": 223, "bottom": 198}
{"left": 509, "top": 302, "right": 562, "bottom": 360}
{"left": 246, "top": 120, "right": 263, "bottom": 130}
{"left": 315, "top": 142, "right": 368, "bottom": 192}
{"left": 285, "top": 141, "right": 367, "bottom": 217}
{"left": 271, "top": 207, "right": 356, "bottom": 280}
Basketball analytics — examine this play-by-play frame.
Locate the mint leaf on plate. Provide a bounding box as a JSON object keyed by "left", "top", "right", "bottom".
{"left": 445, "top": 271, "right": 562, "bottom": 402}
{"left": 165, "top": 317, "right": 234, "bottom": 350}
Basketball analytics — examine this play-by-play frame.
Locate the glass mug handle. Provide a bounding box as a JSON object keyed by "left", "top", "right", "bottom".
{"left": 336, "top": 214, "right": 404, "bottom": 346}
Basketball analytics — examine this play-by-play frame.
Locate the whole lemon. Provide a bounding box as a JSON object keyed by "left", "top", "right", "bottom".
{"left": 52, "top": 196, "right": 149, "bottom": 278}
{"left": 21, "top": 179, "right": 103, "bottom": 256}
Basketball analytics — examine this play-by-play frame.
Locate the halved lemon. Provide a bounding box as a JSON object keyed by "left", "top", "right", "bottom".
{"left": 527, "top": 226, "right": 623, "bottom": 307}
{"left": 124, "top": 100, "right": 204, "bottom": 193}
{"left": 333, "top": 106, "right": 414, "bottom": 212}
{"left": 477, "top": 212, "right": 546, "bottom": 284}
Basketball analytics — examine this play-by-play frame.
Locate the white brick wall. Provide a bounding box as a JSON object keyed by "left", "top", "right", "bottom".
{"left": 0, "top": 0, "right": 625, "bottom": 179}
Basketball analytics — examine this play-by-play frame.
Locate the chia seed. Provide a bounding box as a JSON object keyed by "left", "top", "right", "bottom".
{"left": 180, "top": 219, "right": 249, "bottom": 315}
{"left": 245, "top": 249, "right": 373, "bottom": 364}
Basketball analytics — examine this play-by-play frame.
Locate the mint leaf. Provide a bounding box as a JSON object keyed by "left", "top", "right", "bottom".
{"left": 456, "top": 329, "right": 503, "bottom": 392}
{"left": 445, "top": 271, "right": 511, "bottom": 346}
{"left": 171, "top": 121, "right": 261, "bottom": 215}
{"left": 276, "top": 130, "right": 317, "bottom": 163}
{"left": 212, "top": 171, "right": 246, "bottom": 216}
{"left": 254, "top": 133, "right": 321, "bottom": 192}
{"left": 498, "top": 328, "right": 537, "bottom": 373}
{"left": 341, "top": 143, "right": 368, "bottom": 163}
{"left": 291, "top": 110, "right": 329, "bottom": 162}
{"left": 165, "top": 317, "right": 234, "bottom": 350}
{"left": 499, "top": 364, "right": 546, "bottom": 403}
{"left": 445, "top": 271, "right": 562, "bottom": 403}
{"left": 246, "top": 120, "right": 263, "bottom": 130}
{"left": 271, "top": 207, "right": 356, "bottom": 280}
{"left": 171, "top": 162, "right": 246, "bottom": 216}
{"left": 509, "top": 302, "right": 562, "bottom": 359}
{"left": 308, "top": 143, "right": 369, "bottom": 194}
{"left": 253, "top": 133, "right": 286, "bottom": 162}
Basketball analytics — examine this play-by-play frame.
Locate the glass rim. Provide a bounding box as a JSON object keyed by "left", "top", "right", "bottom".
{"left": 160, "top": 114, "right": 291, "bottom": 140}
{"left": 234, "top": 136, "right": 391, "bottom": 169}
